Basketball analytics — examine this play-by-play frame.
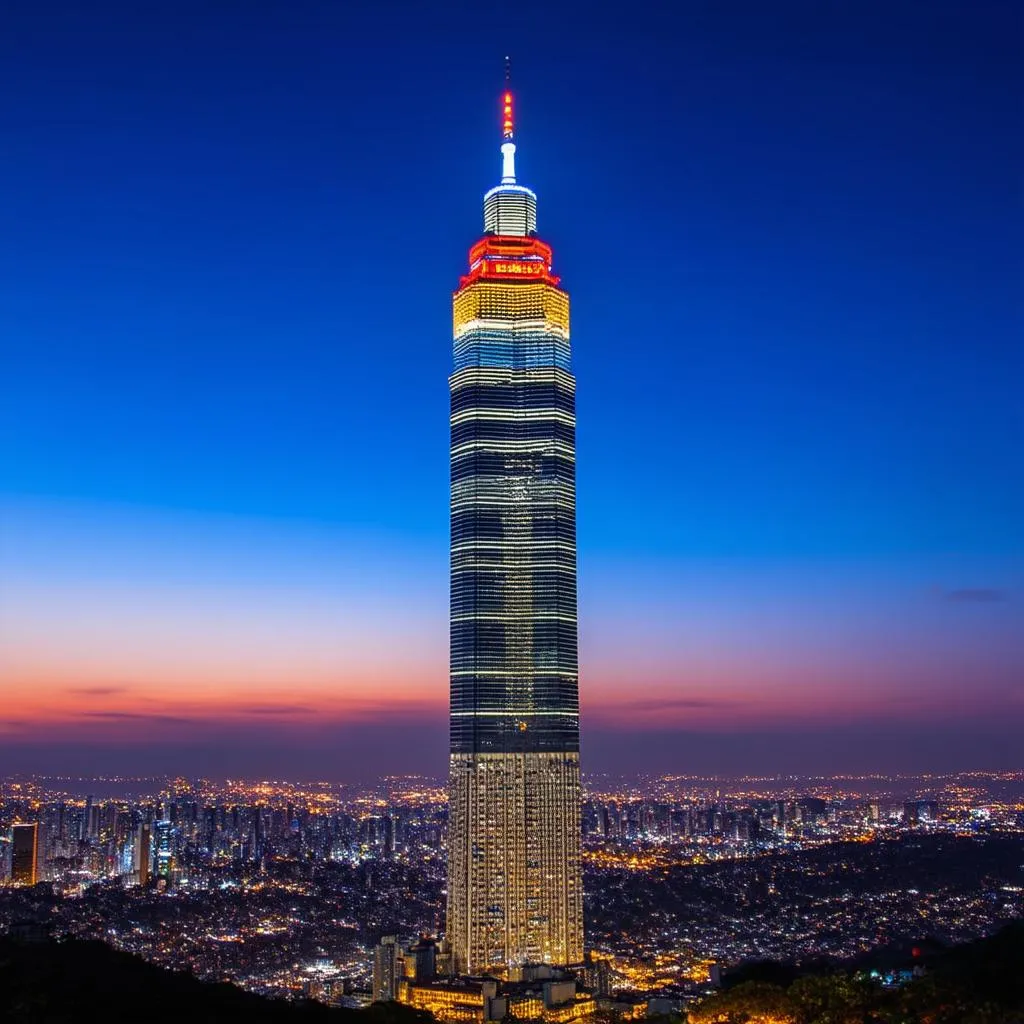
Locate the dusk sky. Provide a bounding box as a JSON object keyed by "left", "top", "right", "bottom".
{"left": 1, "top": 0, "right": 1021, "bottom": 780}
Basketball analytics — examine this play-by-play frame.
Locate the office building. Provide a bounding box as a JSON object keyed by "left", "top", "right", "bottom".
{"left": 11, "top": 822, "right": 39, "bottom": 886}
{"left": 154, "top": 819, "right": 175, "bottom": 888}
{"left": 374, "top": 935, "right": 404, "bottom": 1003}
{"left": 135, "top": 822, "right": 153, "bottom": 886}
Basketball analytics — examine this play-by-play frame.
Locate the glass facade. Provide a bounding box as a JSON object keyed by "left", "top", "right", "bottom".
{"left": 449, "top": 325, "right": 578, "bottom": 755}
{"left": 446, "top": 95, "right": 583, "bottom": 974}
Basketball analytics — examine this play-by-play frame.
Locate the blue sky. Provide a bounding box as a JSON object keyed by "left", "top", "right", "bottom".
{"left": 1, "top": 0, "right": 1021, "bottom": 779}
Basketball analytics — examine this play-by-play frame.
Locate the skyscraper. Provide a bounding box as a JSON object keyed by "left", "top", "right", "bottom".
{"left": 134, "top": 821, "right": 152, "bottom": 887}
{"left": 373, "top": 936, "right": 404, "bottom": 1003}
{"left": 11, "top": 822, "right": 39, "bottom": 886}
{"left": 446, "top": 83, "right": 583, "bottom": 975}
{"left": 154, "top": 819, "right": 175, "bottom": 888}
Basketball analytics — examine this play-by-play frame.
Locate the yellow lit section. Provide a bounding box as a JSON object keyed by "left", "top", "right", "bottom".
{"left": 546, "top": 999, "right": 597, "bottom": 1023}
{"left": 401, "top": 983, "right": 596, "bottom": 1024}
{"left": 401, "top": 985, "right": 485, "bottom": 1024}
{"left": 453, "top": 281, "right": 569, "bottom": 335}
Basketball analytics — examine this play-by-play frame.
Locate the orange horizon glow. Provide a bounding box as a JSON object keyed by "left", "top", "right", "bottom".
{"left": 3, "top": 497, "right": 1021, "bottom": 757}
{"left": 3, "top": 658, "right": 1020, "bottom": 741}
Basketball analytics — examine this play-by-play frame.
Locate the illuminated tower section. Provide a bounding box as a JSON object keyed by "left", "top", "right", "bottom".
{"left": 447, "top": 87, "right": 583, "bottom": 975}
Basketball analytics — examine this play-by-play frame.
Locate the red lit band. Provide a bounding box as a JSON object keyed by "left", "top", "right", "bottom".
{"left": 468, "top": 236, "right": 553, "bottom": 264}
{"left": 458, "top": 236, "right": 560, "bottom": 288}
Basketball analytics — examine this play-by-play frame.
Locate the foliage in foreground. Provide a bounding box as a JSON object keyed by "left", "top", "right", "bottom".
{"left": 686, "top": 920, "right": 1024, "bottom": 1024}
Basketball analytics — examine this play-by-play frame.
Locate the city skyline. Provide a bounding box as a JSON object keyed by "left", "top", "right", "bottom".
{"left": 5, "top": 768, "right": 1021, "bottom": 1007}
{"left": 2, "top": 0, "right": 1022, "bottom": 780}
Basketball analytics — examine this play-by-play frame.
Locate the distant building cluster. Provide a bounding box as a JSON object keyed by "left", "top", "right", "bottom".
{"left": 0, "top": 779, "right": 447, "bottom": 893}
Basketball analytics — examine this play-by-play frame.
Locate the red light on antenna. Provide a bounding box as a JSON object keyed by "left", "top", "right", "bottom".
{"left": 501, "top": 89, "right": 514, "bottom": 137}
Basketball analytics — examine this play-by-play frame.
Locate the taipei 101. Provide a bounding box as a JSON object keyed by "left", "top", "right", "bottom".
{"left": 0, "top": 4, "right": 1021, "bottom": 1023}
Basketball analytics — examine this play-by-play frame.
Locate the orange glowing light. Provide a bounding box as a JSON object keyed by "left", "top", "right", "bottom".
{"left": 502, "top": 91, "right": 514, "bottom": 137}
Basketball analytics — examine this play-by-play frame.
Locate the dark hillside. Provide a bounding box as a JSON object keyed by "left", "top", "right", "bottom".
{"left": 0, "top": 936, "right": 432, "bottom": 1024}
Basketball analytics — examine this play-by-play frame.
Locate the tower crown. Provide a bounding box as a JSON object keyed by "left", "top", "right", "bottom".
{"left": 484, "top": 70, "right": 537, "bottom": 237}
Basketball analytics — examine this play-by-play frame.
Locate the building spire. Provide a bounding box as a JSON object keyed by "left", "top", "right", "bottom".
{"left": 500, "top": 56, "right": 516, "bottom": 183}
{"left": 484, "top": 63, "right": 537, "bottom": 235}
{"left": 502, "top": 57, "right": 513, "bottom": 138}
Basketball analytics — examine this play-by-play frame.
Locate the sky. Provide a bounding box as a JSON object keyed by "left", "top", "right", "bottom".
{"left": 1, "top": 0, "right": 1021, "bottom": 781}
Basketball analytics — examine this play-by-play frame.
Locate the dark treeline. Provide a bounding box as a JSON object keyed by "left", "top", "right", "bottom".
{"left": 687, "top": 920, "right": 1024, "bottom": 1023}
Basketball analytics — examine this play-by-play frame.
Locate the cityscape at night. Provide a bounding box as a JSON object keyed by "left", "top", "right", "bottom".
{"left": 1, "top": 0, "right": 1021, "bottom": 1021}
{"left": 2, "top": 771, "right": 1023, "bottom": 1014}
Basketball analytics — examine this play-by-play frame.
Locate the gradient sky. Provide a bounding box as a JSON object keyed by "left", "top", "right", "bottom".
{"left": 1, "top": 0, "right": 1022, "bottom": 780}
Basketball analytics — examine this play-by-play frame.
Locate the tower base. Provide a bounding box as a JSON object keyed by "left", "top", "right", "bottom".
{"left": 446, "top": 750, "right": 583, "bottom": 975}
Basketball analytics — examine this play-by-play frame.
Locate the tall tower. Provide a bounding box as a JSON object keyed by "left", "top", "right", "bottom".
{"left": 134, "top": 821, "right": 152, "bottom": 887}
{"left": 447, "top": 80, "right": 583, "bottom": 975}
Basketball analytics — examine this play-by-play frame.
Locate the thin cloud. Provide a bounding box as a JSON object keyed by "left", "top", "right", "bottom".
{"left": 241, "top": 704, "right": 316, "bottom": 716}
{"left": 80, "top": 711, "right": 191, "bottom": 725}
{"left": 67, "top": 685, "right": 128, "bottom": 695}
{"left": 605, "top": 697, "right": 737, "bottom": 712}
{"left": 943, "top": 588, "right": 1008, "bottom": 603}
